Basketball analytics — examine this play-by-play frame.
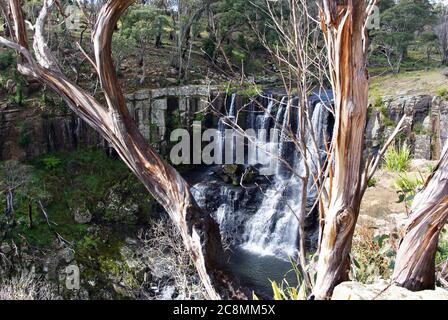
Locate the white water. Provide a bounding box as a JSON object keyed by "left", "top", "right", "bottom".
{"left": 242, "top": 101, "right": 327, "bottom": 259}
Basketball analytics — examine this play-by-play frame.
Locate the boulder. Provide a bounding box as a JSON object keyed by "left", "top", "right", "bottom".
{"left": 332, "top": 281, "right": 448, "bottom": 300}
{"left": 73, "top": 206, "right": 92, "bottom": 224}
{"left": 413, "top": 134, "right": 432, "bottom": 160}
{"left": 442, "top": 68, "right": 448, "bottom": 78}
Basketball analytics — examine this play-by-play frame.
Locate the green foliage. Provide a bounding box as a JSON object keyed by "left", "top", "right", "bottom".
{"left": 384, "top": 144, "right": 412, "bottom": 172}
{"left": 0, "top": 49, "right": 15, "bottom": 70}
{"left": 268, "top": 256, "right": 315, "bottom": 300}
{"left": 374, "top": 100, "right": 396, "bottom": 127}
{"left": 367, "top": 177, "right": 378, "bottom": 188}
{"left": 436, "top": 87, "right": 448, "bottom": 100}
{"left": 370, "top": 0, "right": 437, "bottom": 73}
{"left": 436, "top": 230, "right": 448, "bottom": 266}
{"left": 18, "top": 124, "right": 31, "bottom": 148}
{"left": 381, "top": 0, "right": 435, "bottom": 34}
{"left": 373, "top": 95, "right": 384, "bottom": 109}
{"left": 120, "top": 5, "right": 171, "bottom": 46}
{"left": 41, "top": 155, "right": 62, "bottom": 171}
{"left": 0, "top": 149, "right": 155, "bottom": 252}
{"left": 412, "top": 122, "right": 428, "bottom": 135}
{"left": 395, "top": 173, "right": 424, "bottom": 206}
{"left": 201, "top": 38, "right": 216, "bottom": 58}
{"left": 222, "top": 81, "right": 261, "bottom": 98}
{"left": 351, "top": 228, "right": 397, "bottom": 284}
{"left": 112, "top": 33, "right": 137, "bottom": 71}
{"left": 382, "top": 115, "right": 396, "bottom": 127}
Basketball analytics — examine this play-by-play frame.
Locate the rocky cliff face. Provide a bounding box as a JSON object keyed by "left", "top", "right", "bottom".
{"left": 2, "top": 87, "right": 447, "bottom": 162}
{"left": 0, "top": 103, "right": 104, "bottom": 161}
{"left": 0, "top": 85, "right": 221, "bottom": 161}
{"left": 366, "top": 94, "right": 448, "bottom": 160}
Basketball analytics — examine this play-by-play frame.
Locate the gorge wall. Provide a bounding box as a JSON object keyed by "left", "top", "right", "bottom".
{"left": 1, "top": 87, "right": 448, "bottom": 162}
{"left": 366, "top": 95, "right": 448, "bottom": 160}
{"left": 0, "top": 85, "right": 221, "bottom": 160}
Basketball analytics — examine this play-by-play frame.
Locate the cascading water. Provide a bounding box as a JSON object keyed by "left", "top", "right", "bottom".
{"left": 257, "top": 94, "right": 274, "bottom": 145}
{"left": 188, "top": 92, "right": 332, "bottom": 295}
{"left": 218, "top": 93, "right": 237, "bottom": 162}
{"left": 242, "top": 99, "right": 329, "bottom": 259}
{"left": 193, "top": 92, "right": 331, "bottom": 262}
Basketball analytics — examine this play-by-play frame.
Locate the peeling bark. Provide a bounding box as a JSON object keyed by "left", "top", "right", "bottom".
{"left": 313, "top": 0, "right": 369, "bottom": 300}
{"left": 1, "top": 0, "right": 245, "bottom": 299}
{"left": 393, "top": 144, "right": 448, "bottom": 291}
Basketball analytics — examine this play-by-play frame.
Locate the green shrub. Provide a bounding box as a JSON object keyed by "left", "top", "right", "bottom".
{"left": 394, "top": 173, "right": 424, "bottom": 206}
{"left": 412, "top": 122, "right": 428, "bottom": 135}
{"left": 373, "top": 95, "right": 384, "bottom": 109}
{"left": 262, "top": 256, "right": 315, "bottom": 300}
{"left": 367, "top": 177, "right": 378, "bottom": 187}
{"left": 436, "top": 87, "right": 448, "bottom": 100}
{"left": 201, "top": 38, "right": 216, "bottom": 58}
{"left": 384, "top": 144, "right": 412, "bottom": 172}
{"left": 7, "top": 84, "right": 24, "bottom": 106}
{"left": 41, "top": 155, "right": 62, "bottom": 171}
{"left": 351, "top": 227, "right": 397, "bottom": 284}
{"left": 0, "top": 49, "right": 14, "bottom": 70}
{"left": 382, "top": 115, "right": 396, "bottom": 127}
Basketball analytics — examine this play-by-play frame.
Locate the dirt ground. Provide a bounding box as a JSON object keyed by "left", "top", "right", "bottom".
{"left": 357, "top": 159, "right": 438, "bottom": 237}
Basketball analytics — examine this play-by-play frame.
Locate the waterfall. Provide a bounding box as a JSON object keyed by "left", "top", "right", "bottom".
{"left": 192, "top": 92, "right": 332, "bottom": 260}
{"left": 241, "top": 99, "right": 329, "bottom": 259}
{"left": 246, "top": 100, "right": 257, "bottom": 132}
{"left": 277, "top": 100, "right": 292, "bottom": 178}
{"left": 218, "top": 93, "right": 237, "bottom": 162}
{"left": 257, "top": 95, "right": 274, "bottom": 143}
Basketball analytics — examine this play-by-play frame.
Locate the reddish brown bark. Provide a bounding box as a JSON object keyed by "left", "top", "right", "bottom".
{"left": 313, "top": 0, "right": 370, "bottom": 300}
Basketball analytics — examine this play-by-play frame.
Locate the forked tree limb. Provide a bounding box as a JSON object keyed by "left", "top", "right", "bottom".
{"left": 1, "top": 0, "right": 245, "bottom": 299}
{"left": 393, "top": 143, "right": 448, "bottom": 291}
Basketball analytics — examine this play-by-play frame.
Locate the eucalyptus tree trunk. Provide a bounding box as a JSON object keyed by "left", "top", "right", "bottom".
{"left": 393, "top": 143, "right": 448, "bottom": 291}
{"left": 1, "top": 0, "right": 245, "bottom": 300}
{"left": 312, "top": 0, "right": 370, "bottom": 300}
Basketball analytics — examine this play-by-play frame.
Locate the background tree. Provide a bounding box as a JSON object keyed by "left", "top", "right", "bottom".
{"left": 371, "top": 0, "right": 436, "bottom": 73}
{"left": 119, "top": 4, "right": 171, "bottom": 84}
{"left": 434, "top": 7, "right": 448, "bottom": 65}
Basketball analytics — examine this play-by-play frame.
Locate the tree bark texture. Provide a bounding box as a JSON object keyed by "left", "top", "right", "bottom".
{"left": 393, "top": 143, "right": 448, "bottom": 291}
{"left": 313, "top": 0, "right": 369, "bottom": 300}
